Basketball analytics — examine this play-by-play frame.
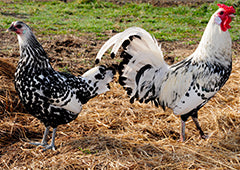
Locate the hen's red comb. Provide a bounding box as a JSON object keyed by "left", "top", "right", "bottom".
{"left": 217, "top": 4, "right": 236, "bottom": 14}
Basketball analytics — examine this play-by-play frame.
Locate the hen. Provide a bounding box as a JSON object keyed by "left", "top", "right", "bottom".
{"left": 95, "top": 4, "right": 235, "bottom": 141}
{"left": 7, "top": 21, "right": 115, "bottom": 150}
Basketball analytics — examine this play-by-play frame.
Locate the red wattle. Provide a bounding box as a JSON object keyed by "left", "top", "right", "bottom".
{"left": 221, "top": 22, "right": 227, "bottom": 32}
{"left": 225, "top": 16, "right": 232, "bottom": 29}
{"left": 220, "top": 16, "right": 232, "bottom": 32}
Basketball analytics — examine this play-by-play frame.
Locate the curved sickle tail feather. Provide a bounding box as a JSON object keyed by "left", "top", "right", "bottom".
{"left": 95, "top": 27, "right": 165, "bottom": 65}
{"left": 95, "top": 27, "right": 169, "bottom": 106}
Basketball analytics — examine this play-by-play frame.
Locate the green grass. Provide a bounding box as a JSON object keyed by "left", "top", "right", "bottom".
{"left": 0, "top": 0, "right": 239, "bottom": 41}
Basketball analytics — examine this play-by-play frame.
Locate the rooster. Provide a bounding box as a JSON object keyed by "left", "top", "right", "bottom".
{"left": 7, "top": 21, "right": 115, "bottom": 150}
{"left": 95, "top": 4, "right": 236, "bottom": 141}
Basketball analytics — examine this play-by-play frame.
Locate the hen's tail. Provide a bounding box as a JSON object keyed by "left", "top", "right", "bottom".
{"left": 82, "top": 65, "right": 115, "bottom": 95}
{"left": 95, "top": 27, "right": 169, "bottom": 104}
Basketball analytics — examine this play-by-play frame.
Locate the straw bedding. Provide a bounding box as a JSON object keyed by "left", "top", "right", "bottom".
{"left": 0, "top": 33, "right": 239, "bottom": 169}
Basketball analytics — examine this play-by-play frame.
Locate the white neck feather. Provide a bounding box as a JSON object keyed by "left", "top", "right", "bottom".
{"left": 193, "top": 10, "right": 232, "bottom": 63}
{"left": 17, "top": 31, "right": 32, "bottom": 47}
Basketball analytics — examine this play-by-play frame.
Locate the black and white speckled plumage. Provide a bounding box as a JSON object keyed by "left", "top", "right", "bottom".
{"left": 8, "top": 21, "right": 115, "bottom": 150}
{"left": 95, "top": 5, "right": 235, "bottom": 141}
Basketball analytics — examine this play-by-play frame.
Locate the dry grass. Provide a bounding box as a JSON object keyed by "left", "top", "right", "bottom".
{"left": 0, "top": 37, "right": 240, "bottom": 169}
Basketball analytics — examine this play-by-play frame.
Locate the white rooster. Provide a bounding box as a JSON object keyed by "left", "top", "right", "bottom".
{"left": 95, "top": 4, "right": 236, "bottom": 141}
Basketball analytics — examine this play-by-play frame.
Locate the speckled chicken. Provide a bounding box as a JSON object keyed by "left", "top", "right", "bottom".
{"left": 7, "top": 21, "right": 115, "bottom": 150}
{"left": 95, "top": 4, "right": 235, "bottom": 141}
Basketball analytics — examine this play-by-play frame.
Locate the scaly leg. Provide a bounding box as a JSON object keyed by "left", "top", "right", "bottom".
{"left": 180, "top": 113, "right": 191, "bottom": 142}
{"left": 180, "top": 119, "right": 186, "bottom": 142}
{"left": 191, "top": 112, "right": 208, "bottom": 139}
{"left": 43, "top": 127, "right": 57, "bottom": 151}
{"left": 30, "top": 126, "right": 50, "bottom": 146}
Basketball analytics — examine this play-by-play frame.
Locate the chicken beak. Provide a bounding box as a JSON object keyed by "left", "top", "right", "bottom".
{"left": 229, "top": 14, "right": 235, "bottom": 18}
{"left": 6, "top": 24, "right": 16, "bottom": 32}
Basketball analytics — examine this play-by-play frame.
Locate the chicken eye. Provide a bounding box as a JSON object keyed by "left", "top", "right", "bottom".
{"left": 219, "top": 11, "right": 224, "bottom": 15}
{"left": 16, "top": 25, "right": 22, "bottom": 29}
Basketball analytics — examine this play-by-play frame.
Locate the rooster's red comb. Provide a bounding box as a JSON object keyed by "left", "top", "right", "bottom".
{"left": 217, "top": 4, "right": 236, "bottom": 14}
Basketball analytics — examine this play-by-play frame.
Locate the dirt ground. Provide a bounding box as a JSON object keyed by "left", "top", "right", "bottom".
{"left": 0, "top": 1, "right": 240, "bottom": 169}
